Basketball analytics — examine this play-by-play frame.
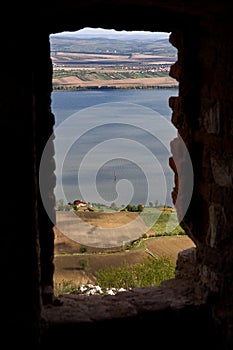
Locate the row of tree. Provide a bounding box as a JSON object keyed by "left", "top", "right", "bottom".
{"left": 55, "top": 199, "right": 167, "bottom": 212}
{"left": 122, "top": 204, "right": 144, "bottom": 212}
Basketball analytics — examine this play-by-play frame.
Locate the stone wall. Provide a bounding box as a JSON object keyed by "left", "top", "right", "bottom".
{"left": 169, "top": 17, "right": 233, "bottom": 346}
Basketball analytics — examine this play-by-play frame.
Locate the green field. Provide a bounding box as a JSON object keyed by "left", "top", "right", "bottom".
{"left": 141, "top": 207, "right": 185, "bottom": 236}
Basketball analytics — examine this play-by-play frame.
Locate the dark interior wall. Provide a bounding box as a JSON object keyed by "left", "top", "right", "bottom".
{"left": 196, "top": 17, "right": 233, "bottom": 345}
{"left": 2, "top": 1, "right": 233, "bottom": 348}
{"left": 1, "top": 13, "right": 55, "bottom": 344}
{"left": 1, "top": 24, "right": 42, "bottom": 344}
{"left": 170, "top": 15, "right": 233, "bottom": 346}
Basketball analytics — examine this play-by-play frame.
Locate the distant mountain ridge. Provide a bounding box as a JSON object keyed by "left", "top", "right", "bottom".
{"left": 50, "top": 27, "right": 170, "bottom": 41}
{"left": 50, "top": 33, "right": 176, "bottom": 57}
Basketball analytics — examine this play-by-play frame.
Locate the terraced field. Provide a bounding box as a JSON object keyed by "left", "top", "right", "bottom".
{"left": 54, "top": 211, "right": 195, "bottom": 286}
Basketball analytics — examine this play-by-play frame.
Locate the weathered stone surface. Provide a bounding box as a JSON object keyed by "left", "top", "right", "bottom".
{"left": 211, "top": 155, "right": 233, "bottom": 188}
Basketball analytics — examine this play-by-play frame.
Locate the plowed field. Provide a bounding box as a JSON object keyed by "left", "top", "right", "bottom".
{"left": 54, "top": 211, "right": 195, "bottom": 286}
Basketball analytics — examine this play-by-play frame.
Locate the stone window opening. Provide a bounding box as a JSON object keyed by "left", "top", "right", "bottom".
{"left": 40, "top": 27, "right": 194, "bottom": 300}
{"left": 38, "top": 27, "right": 209, "bottom": 347}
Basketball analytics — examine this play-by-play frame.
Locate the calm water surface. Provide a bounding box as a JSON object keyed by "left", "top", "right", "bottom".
{"left": 51, "top": 88, "right": 178, "bottom": 207}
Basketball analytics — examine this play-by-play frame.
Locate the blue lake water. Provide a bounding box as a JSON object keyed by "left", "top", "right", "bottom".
{"left": 50, "top": 88, "right": 178, "bottom": 207}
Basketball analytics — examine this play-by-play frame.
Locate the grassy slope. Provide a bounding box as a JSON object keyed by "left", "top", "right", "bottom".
{"left": 53, "top": 209, "right": 194, "bottom": 289}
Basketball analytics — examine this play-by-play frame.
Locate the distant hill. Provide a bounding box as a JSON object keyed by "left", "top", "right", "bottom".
{"left": 50, "top": 27, "right": 170, "bottom": 40}
{"left": 50, "top": 28, "right": 177, "bottom": 90}
{"left": 50, "top": 34, "right": 176, "bottom": 58}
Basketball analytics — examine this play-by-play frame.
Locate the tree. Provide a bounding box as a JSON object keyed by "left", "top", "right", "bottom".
{"left": 137, "top": 204, "right": 144, "bottom": 212}
{"left": 110, "top": 202, "right": 117, "bottom": 210}
{"left": 55, "top": 198, "right": 70, "bottom": 211}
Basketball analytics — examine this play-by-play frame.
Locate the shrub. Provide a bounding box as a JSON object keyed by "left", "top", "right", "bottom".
{"left": 54, "top": 279, "right": 78, "bottom": 296}
{"left": 80, "top": 246, "right": 87, "bottom": 253}
{"left": 79, "top": 259, "right": 88, "bottom": 270}
{"left": 95, "top": 256, "right": 175, "bottom": 290}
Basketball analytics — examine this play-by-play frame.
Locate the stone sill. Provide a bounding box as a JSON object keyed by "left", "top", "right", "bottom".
{"left": 42, "top": 278, "right": 199, "bottom": 323}
{"left": 40, "top": 278, "right": 217, "bottom": 348}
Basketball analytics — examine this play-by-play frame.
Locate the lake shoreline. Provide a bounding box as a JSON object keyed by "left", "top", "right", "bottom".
{"left": 52, "top": 74, "right": 178, "bottom": 92}
{"left": 53, "top": 84, "right": 178, "bottom": 92}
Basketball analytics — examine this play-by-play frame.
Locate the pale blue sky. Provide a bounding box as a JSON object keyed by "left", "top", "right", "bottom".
{"left": 51, "top": 27, "right": 170, "bottom": 40}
